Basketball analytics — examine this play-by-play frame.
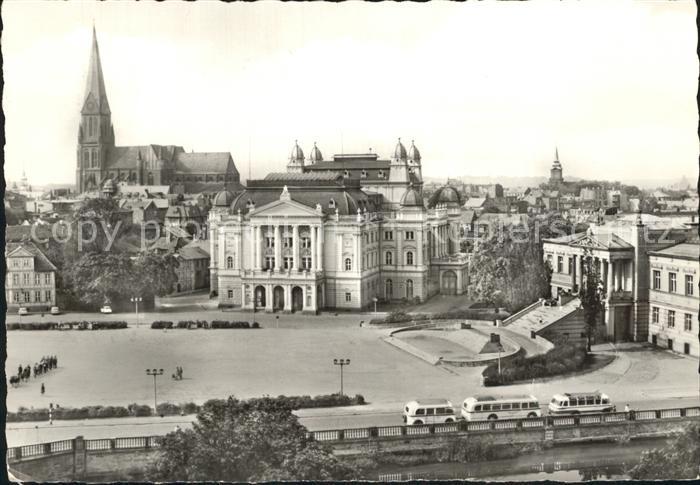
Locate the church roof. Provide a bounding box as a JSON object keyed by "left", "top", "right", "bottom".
{"left": 175, "top": 152, "right": 235, "bottom": 174}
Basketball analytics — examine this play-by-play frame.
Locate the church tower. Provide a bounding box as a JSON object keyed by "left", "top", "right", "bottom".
{"left": 287, "top": 140, "right": 305, "bottom": 173}
{"left": 549, "top": 147, "right": 563, "bottom": 187}
{"left": 77, "top": 27, "right": 114, "bottom": 193}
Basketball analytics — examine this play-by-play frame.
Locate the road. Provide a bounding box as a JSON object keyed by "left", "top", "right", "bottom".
{"left": 6, "top": 395, "right": 698, "bottom": 447}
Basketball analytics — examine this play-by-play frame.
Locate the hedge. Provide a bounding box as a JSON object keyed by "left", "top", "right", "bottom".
{"left": 151, "top": 320, "right": 260, "bottom": 329}
{"left": 482, "top": 339, "right": 588, "bottom": 386}
{"left": 7, "top": 393, "right": 366, "bottom": 422}
{"left": 369, "top": 309, "right": 510, "bottom": 325}
{"left": 7, "top": 321, "right": 127, "bottom": 331}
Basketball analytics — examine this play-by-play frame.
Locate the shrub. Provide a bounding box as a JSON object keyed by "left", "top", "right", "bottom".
{"left": 483, "top": 341, "right": 588, "bottom": 386}
{"left": 129, "top": 403, "right": 153, "bottom": 417}
{"left": 210, "top": 320, "right": 251, "bottom": 329}
{"left": 252, "top": 322, "right": 260, "bottom": 329}
{"left": 91, "top": 321, "right": 128, "bottom": 330}
{"left": 157, "top": 402, "right": 182, "bottom": 416}
{"left": 7, "top": 323, "right": 20, "bottom": 330}
{"left": 151, "top": 321, "right": 174, "bottom": 329}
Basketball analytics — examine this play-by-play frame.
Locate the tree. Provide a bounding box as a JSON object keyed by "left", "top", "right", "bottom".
{"left": 579, "top": 250, "right": 605, "bottom": 352}
{"left": 628, "top": 424, "right": 700, "bottom": 479}
{"left": 467, "top": 214, "right": 571, "bottom": 312}
{"left": 151, "top": 397, "right": 361, "bottom": 481}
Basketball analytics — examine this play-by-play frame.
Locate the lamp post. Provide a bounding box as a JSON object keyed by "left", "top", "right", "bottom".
{"left": 145, "top": 368, "right": 164, "bottom": 415}
{"left": 497, "top": 342, "right": 505, "bottom": 376}
{"left": 333, "top": 358, "right": 350, "bottom": 396}
{"left": 373, "top": 297, "right": 378, "bottom": 314}
{"left": 131, "top": 297, "right": 143, "bottom": 327}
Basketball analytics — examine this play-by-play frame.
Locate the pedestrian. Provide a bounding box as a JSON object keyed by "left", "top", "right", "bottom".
{"left": 41, "top": 383, "right": 45, "bottom": 395}
{"left": 624, "top": 403, "right": 630, "bottom": 413}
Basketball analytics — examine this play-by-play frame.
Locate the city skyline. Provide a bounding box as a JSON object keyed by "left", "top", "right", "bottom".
{"left": 2, "top": 1, "right": 698, "bottom": 186}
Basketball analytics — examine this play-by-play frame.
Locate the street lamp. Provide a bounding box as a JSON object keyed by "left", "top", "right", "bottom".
{"left": 145, "top": 368, "right": 164, "bottom": 416}
{"left": 131, "top": 297, "right": 143, "bottom": 327}
{"left": 333, "top": 358, "right": 350, "bottom": 396}
{"left": 373, "top": 297, "right": 378, "bottom": 314}
{"left": 496, "top": 342, "right": 505, "bottom": 376}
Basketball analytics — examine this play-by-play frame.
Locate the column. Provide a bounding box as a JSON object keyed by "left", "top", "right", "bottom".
{"left": 354, "top": 232, "right": 361, "bottom": 273}
{"left": 605, "top": 259, "right": 612, "bottom": 296}
{"left": 311, "top": 226, "right": 317, "bottom": 271}
{"left": 336, "top": 233, "right": 343, "bottom": 271}
{"left": 292, "top": 224, "right": 299, "bottom": 270}
{"left": 417, "top": 229, "right": 423, "bottom": 266}
{"left": 317, "top": 225, "right": 324, "bottom": 271}
{"left": 579, "top": 255, "right": 584, "bottom": 290}
{"left": 311, "top": 284, "right": 317, "bottom": 312}
{"left": 218, "top": 229, "right": 226, "bottom": 270}
{"left": 254, "top": 226, "right": 262, "bottom": 269}
{"left": 275, "top": 225, "right": 282, "bottom": 271}
{"left": 284, "top": 285, "right": 292, "bottom": 312}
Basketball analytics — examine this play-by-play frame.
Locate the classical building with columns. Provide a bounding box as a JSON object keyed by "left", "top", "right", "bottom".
{"left": 207, "top": 141, "right": 468, "bottom": 312}
{"left": 543, "top": 212, "right": 693, "bottom": 342}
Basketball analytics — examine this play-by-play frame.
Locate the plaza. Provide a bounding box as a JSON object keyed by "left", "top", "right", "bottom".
{"left": 6, "top": 309, "right": 698, "bottom": 420}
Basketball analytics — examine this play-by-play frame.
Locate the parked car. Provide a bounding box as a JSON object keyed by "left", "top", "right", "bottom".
{"left": 18, "top": 307, "right": 29, "bottom": 316}
{"left": 50, "top": 306, "right": 61, "bottom": 315}
{"left": 100, "top": 305, "right": 113, "bottom": 314}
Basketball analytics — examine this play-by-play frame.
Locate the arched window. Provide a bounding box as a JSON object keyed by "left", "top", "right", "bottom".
{"left": 406, "top": 279, "right": 414, "bottom": 299}
{"left": 83, "top": 150, "right": 89, "bottom": 167}
{"left": 344, "top": 258, "right": 352, "bottom": 271}
{"left": 385, "top": 279, "right": 393, "bottom": 299}
{"left": 385, "top": 251, "right": 393, "bottom": 265}
{"left": 329, "top": 198, "right": 336, "bottom": 209}
{"left": 361, "top": 170, "right": 368, "bottom": 179}
{"left": 378, "top": 170, "right": 385, "bottom": 179}
{"left": 147, "top": 173, "right": 154, "bottom": 185}
{"left": 226, "top": 256, "right": 234, "bottom": 269}
{"left": 406, "top": 251, "right": 414, "bottom": 265}
{"left": 343, "top": 170, "right": 350, "bottom": 178}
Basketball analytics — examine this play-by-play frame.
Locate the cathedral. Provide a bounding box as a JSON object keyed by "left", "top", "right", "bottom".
{"left": 76, "top": 28, "right": 240, "bottom": 195}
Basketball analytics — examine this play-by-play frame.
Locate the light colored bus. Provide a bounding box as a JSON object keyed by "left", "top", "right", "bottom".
{"left": 403, "top": 399, "right": 456, "bottom": 425}
{"left": 461, "top": 395, "right": 541, "bottom": 421}
{"left": 548, "top": 392, "right": 615, "bottom": 415}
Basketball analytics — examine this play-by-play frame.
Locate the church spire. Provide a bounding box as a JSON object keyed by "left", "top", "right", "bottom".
{"left": 555, "top": 146, "right": 559, "bottom": 161}
{"left": 82, "top": 26, "right": 110, "bottom": 115}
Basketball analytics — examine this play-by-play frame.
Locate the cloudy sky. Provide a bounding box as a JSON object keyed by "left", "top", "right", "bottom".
{"left": 2, "top": 1, "right": 697, "bottom": 186}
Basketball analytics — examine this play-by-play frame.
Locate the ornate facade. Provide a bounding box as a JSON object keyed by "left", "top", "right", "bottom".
{"left": 208, "top": 142, "right": 468, "bottom": 312}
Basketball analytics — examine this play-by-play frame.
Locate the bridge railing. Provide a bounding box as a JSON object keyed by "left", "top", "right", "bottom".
{"left": 7, "top": 406, "right": 700, "bottom": 462}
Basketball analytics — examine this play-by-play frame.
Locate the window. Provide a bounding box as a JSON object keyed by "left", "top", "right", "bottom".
{"left": 652, "top": 270, "right": 661, "bottom": 290}
{"left": 13, "top": 292, "right": 19, "bottom": 302}
{"left": 669, "top": 272, "right": 677, "bottom": 293}
{"left": 385, "top": 251, "right": 393, "bottom": 265}
{"left": 23, "top": 274, "right": 30, "bottom": 285}
{"left": 301, "top": 237, "right": 311, "bottom": 249}
{"left": 23, "top": 259, "right": 30, "bottom": 267}
{"left": 415, "top": 408, "right": 425, "bottom": 415}
{"left": 684, "top": 313, "right": 692, "bottom": 332}
{"left": 501, "top": 403, "right": 511, "bottom": 411}
{"left": 44, "top": 290, "right": 51, "bottom": 302}
{"left": 12, "top": 274, "right": 19, "bottom": 285}
{"left": 361, "top": 170, "right": 368, "bottom": 179}
{"left": 345, "top": 292, "right": 351, "bottom": 302}
{"left": 265, "top": 237, "right": 275, "bottom": 248}
{"left": 227, "top": 290, "right": 233, "bottom": 299}
{"left": 302, "top": 257, "right": 312, "bottom": 270}
{"left": 686, "top": 275, "right": 694, "bottom": 296}
{"left": 557, "top": 256, "right": 564, "bottom": 273}
{"left": 345, "top": 258, "right": 352, "bottom": 271}
{"left": 684, "top": 343, "right": 691, "bottom": 355}
{"left": 568, "top": 257, "right": 573, "bottom": 274}
{"left": 265, "top": 257, "right": 275, "bottom": 269}
{"left": 343, "top": 170, "right": 350, "bottom": 178}
{"left": 512, "top": 403, "right": 520, "bottom": 410}
{"left": 406, "top": 251, "right": 414, "bottom": 265}
{"left": 406, "top": 279, "right": 414, "bottom": 299}
{"left": 405, "top": 231, "right": 414, "bottom": 240}
{"left": 23, "top": 291, "right": 30, "bottom": 302}
{"left": 378, "top": 170, "right": 385, "bottom": 179}
{"left": 35, "top": 291, "right": 41, "bottom": 302}
{"left": 652, "top": 307, "right": 659, "bottom": 324}
{"left": 34, "top": 274, "right": 41, "bottom": 285}
{"left": 668, "top": 310, "right": 675, "bottom": 328}
{"left": 384, "top": 231, "right": 393, "bottom": 241}
{"left": 284, "top": 257, "right": 293, "bottom": 270}
{"left": 329, "top": 198, "right": 336, "bottom": 209}
{"left": 226, "top": 256, "right": 234, "bottom": 269}
{"left": 45, "top": 273, "right": 51, "bottom": 284}
{"left": 385, "top": 279, "right": 393, "bottom": 298}
{"left": 283, "top": 237, "right": 293, "bottom": 248}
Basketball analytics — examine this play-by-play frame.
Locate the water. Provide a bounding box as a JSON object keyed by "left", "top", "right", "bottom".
{"left": 374, "top": 438, "right": 664, "bottom": 481}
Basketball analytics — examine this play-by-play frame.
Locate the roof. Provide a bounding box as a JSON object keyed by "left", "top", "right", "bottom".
{"left": 6, "top": 242, "right": 57, "bottom": 272}
{"left": 461, "top": 210, "right": 477, "bottom": 223}
{"left": 6, "top": 224, "right": 54, "bottom": 243}
{"left": 463, "top": 197, "right": 487, "bottom": 209}
{"left": 305, "top": 160, "right": 391, "bottom": 171}
{"left": 166, "top": 205, "right": 204, "bottom": 219}
{"left": 543, "top": 231, "right": 634, "bottom": 250}
{"left": 400, "top": 185, "right": 424, "bottom": 207}
{"left": 175, "top": 152, "right": 235, "bottom": 174}
{"left": 117, "top": 184, "right": 171, "bottom": 196}
{"left": 649, "top": 242, "right": 699, "bottom": 261}
{"left": 177, "top": 245, "right": 210, "bottom": 260}
{"left": 265, "top": 172, "right": 342, "bottom": 182}
{"left": 81, "top": 28, "right": 111, "bottom": 116}
{"left": 409, "top": 398, "right": 451, "bottom": 406}
{"left": 427, "top": 185, "right": 462, "bottom": 208}
{"left": 165, "top": 226, "right": 193, "bottom": 239}
{"left": 179, "top": 181, "right": 244, "bottom": 194}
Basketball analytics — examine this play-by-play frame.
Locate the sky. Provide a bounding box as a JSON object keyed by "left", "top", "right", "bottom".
{"left": 2, "top": 1, "right": 698, "bottom": 186}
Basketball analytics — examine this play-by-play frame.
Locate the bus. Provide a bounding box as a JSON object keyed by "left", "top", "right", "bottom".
{"left": 403, "top": 399, "right": 456, "bottom": 425}
{"left": 548, "top": 392, "right": 615, "bottom": 415}
{"left": 461, "top": 395, "right": 541, "bottom": 421}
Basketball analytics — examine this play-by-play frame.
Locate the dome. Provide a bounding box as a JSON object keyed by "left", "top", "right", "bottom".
{"left": 427, "top": 185, "right": 462, "bottom": 208}
{"left": 290, "top": 141, "right": 304, "bottom": 161}
{"left": 400, "top": 184, "right": 424, "bottom": 207}
{"left": 213, "top": 190, "right": 235, "bottom": 207}
{"left": 308, "top": 142, "right": 323, "bottom": 163}
{"left": 394, "top": 138, "right": 407, "bottom": 160}
{"left": 408, "top": 140, "right": 421, "bottom": 161}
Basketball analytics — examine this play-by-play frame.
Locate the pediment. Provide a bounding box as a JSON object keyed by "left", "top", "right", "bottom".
{"left": 7, "top": 246, "right": 34, "bottom": 258}
{"left": 570, "top": 235, "right": 607, "bottom": 250}
{"left": 250, "top": 199, "right": 320, "bottom": 218}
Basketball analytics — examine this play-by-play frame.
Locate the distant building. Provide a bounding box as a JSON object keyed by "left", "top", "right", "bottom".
{"left": 173, "top": 241, "right": 211, "bottom": 294}
{"left": 606, "top": 189, "right": 629, "bottom": 212}
{"left": 647, "top": 242, "right": 699, "bottom": 357}
{"left": 5, "top": 242, "right": 57, "bottom": 311}
{"left": 549, "top": 148, "right": 563, "bottom": 187}
{"left": 76, "top": 28, "right": 241, "bottom": 195}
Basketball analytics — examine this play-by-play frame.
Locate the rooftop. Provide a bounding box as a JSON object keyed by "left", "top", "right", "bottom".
{"left": 649, "top": 242, "right": 700, "bottom": 260}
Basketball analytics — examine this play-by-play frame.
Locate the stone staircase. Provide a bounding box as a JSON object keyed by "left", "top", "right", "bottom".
{"left": 502, "top": 298, "right": 581, "bottom": 338}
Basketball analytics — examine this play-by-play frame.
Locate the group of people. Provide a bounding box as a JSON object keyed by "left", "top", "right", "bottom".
{"left": 9, "top": 355, "right": 58, "bottom": 388}
{"left": 172, "top": 366, "right": 184, "bottom": 381}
